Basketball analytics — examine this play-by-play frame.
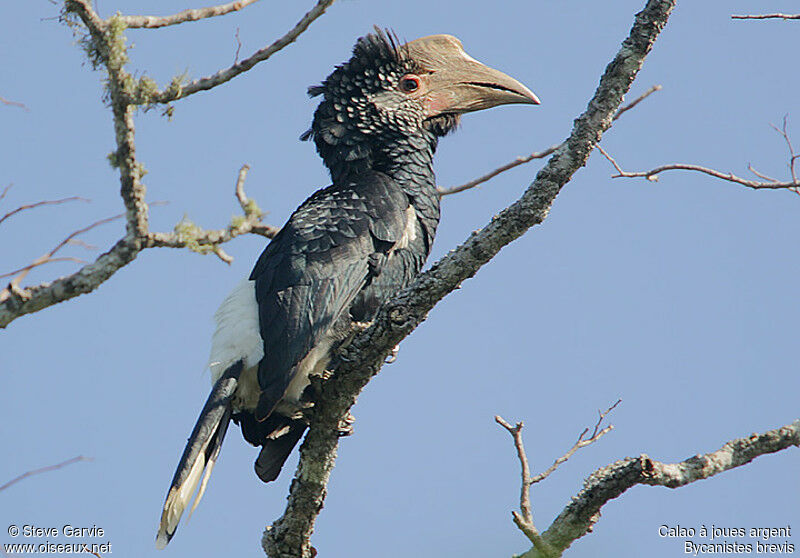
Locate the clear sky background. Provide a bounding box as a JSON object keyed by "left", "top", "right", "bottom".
{"left": 2, "top": 1, "right": 798, "bottom": 557}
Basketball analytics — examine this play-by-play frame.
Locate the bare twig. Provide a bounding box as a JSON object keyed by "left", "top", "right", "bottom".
{"left": 234, "top": 27, "right": 242, "bottom": 64}
{"left": 0, "top": 257, "right": 89, "bottom": 280}
{"left": 519, "top": 419, "right": 800, "bottom": 558}
{"left": 612, "top": 84, "right": 662, "bottom": 121}
{"left": 0, "top": 196, "right": 89, "bottom": 226}
{"left": 0, "top": 213, "right": 124, "bottom": 303}
{"left": 119, "top": 0, "right": 262, "bottom": 29}
{"left": 596, "top": 145, "right": 800, "bottom": 192}
{"left": 438, "top": 84, "right": 661, "bottom": 197}
{"left": 152, "top": 0, "right": 334, "bottom": 103}
{"left": 495, "top": 417, "right": 535, "bottom": 523}
{"left": 530, "top": 399, "right": 620, "bottom": 485}
{"left": 495, "top": 417, "right": 555, "bottom": 557}
{"left": 0, "top": 456, "right": 92, "bottom": 493}
{"left": 0, "top": 95, "right": 29, "bottom": 111}
{"left": 731, "top": 13, "right": 800, "bottom": 20}
{"left": 495, "top": 402, "right": 619, "bottom": 557}
{"left": 0, "top": 184, "right": 11, "bottom": 202}
{"left": 263, "top": 2, "right": 676, "bottom": 555}
{"left": 438, "top": 146, "right": 559, "bottom": 197}
{"left": 771, "top": 115, "right": 798, "bottom": 184}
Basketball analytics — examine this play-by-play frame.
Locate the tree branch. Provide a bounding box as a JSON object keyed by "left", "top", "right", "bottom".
{"left": 0, "top": 95, "right": 29, "bottom": 111}
{"left": 438, "top": 84, "right": 661, "bottom": 197}
{"left": 144, "top": 164, "right": 278, "bottom": 258}
{"left": 518, "top": 419, "right": 800, "bottom": 558}
{"left": 731, "top": 13, "right": 800, "bottom": 20}
{"left": 596, "top": 117, "right": 800, "bottom": 194}
{"left": 0, "top": 456, "right": 92, "bottom": 493}
{"left": 0, "top": 195, "right": 89, "bottom": 226}
{"left": 497, "top": 401, "right": 619, "bottom": 558}
{"left": 1, "top": 1, "right": 305, "bottom": 328}
{"left": 612, "top": 84, "right": 661, "bottom": 121}
{"left": 151, "top": 0, "right": 334, "bottom": 103}
{"left": 262, "top": 2, "right": 676, "bottom": 556}
{"left": 119, "top": 0, "right": 262, "bottom": 29}
{"left": 438, "top": 146, "right": 559, "bottom": 197}
{"left": 529, "top": 400, "right": 620, "bottom": 485}
{"left": 0, "top": 213, "right": 124, "bottom": 304}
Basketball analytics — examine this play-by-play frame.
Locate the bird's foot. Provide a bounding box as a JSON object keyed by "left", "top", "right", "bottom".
{"left": 337, "top": 412, "right": 356, "bottom": 437}
{"left": 384, "top": 344, "right": 400, "bottom": 364}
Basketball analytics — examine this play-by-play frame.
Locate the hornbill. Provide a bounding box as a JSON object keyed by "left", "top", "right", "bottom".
{"left": 156, "top": 29, "right": 538, "bottom": 548}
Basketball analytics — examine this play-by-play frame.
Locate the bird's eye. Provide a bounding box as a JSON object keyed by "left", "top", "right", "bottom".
{"left": 398, "top": 75, "right": 420, "bottom": 93}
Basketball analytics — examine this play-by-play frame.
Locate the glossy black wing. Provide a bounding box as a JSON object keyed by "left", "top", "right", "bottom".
{"left": 249, "top": 172, "right": 411, "bottom": 419}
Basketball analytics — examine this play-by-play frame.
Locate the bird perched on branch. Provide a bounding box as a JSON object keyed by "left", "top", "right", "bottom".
{"left": 156, "top": 29, "right": 538, "bottom": 548}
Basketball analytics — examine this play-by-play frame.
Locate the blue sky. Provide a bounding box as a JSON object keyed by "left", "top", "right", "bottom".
{"left": 2, "top": 1, "right": 798, "bottom": 557}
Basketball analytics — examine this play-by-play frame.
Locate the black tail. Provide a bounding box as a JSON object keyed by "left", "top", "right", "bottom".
{"left": 155, "top": 361, "right": 243, "bottom": 549}
{"left": 236, "top": 411, "right": 308, "bottom": 483}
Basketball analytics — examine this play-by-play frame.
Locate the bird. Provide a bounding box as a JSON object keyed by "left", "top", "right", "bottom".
{"left": 156, "top": 28, "right": 538, "bottom": 548}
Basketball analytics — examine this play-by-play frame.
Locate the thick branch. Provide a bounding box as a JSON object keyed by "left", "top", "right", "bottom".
{"left": 120, "top": 0, "right": 262, "bottom": 29}
{"left": 519, "top": 419, "right": 800, "bottom": 558}
{"left": 262, "top": 2, "right": 676, "bottom": 556}
{"left": 151, "top": 0, "right": 334, "bottom": 103}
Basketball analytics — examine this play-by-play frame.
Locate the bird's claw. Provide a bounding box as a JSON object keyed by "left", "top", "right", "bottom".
{"left": 337, "top": 413, "right": 356, "bottom": 437}
{"left": 384, "top": 344, "right": 400, "bottom": 364}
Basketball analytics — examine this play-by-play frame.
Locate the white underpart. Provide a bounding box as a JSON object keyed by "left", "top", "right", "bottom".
{"left": 208, "top": 279, "right": 264, "bottom": 384}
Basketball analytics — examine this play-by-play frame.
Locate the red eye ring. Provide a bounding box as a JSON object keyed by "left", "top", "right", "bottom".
{"left": 398, "top": 75, "right": 420, "bottom": 93}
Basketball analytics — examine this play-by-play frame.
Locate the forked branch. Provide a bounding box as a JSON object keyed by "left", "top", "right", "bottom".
{"left": 517, "top": 419, "right": 800, "bottom": 558}
{"left": 596, "top": 116, "right": 800, "bottom": 195}
{"left": 496, "top": 401, "right": 620, "bottom": 558}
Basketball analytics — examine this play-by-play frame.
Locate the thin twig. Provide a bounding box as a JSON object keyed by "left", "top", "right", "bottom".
{"left": 0, "top": 456, "right": 92, "bottom": 492}
{"left": 152, "top": 0, "right": 334, "bottom": 103}
{"left": 495, "top": 416, "right": 556, "bottom": 558}
{"left": 731, "top": 13, "right": 800, "bottom": 20}
{"left": 0, "top": 257, "right": 89, "bottom": 280}
{"left": 0, "top": 184, "right": 11, "bottom": 202}
{"left": 771, "top": 115, "right": 798, "bottom": 184}
{"left": 0, "top": 196, "right": 89, "bottom": 226}
{"left": 596, "top": 145, "right": 800, "bottom": 192}
{"left": 438, "top": 84, "right": 661, "bottom": 197}
{"left": 530, "top": 399, "right": 620, "bottom": 484}
{"left": 0, "top": 95, "right": 29, "bottom": 111}
{"left": 0, "top": 213, "right": 123, "bottom": 302}
{"left": 234, "top": 27, "right": 242, "bottom": 64}
{"left": 235, "top": 163, "right": 252, "bottom": 210}
{"left": 613, "top": 84, "right": 662, "bottom": 121}
{"left": 119, "top": 0, "right": 261, "bottom": 29}
{"left": 438, "top": 146, "right": 559, "bottom": 197}
{"left": 494, "top": 417, "right": 534, "bottom": 523}
{"left": 747, "top": 164, "right": 780, "bottom": 183}
{"left": 496, "top": 403, "right": 620, "bottom": 558}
